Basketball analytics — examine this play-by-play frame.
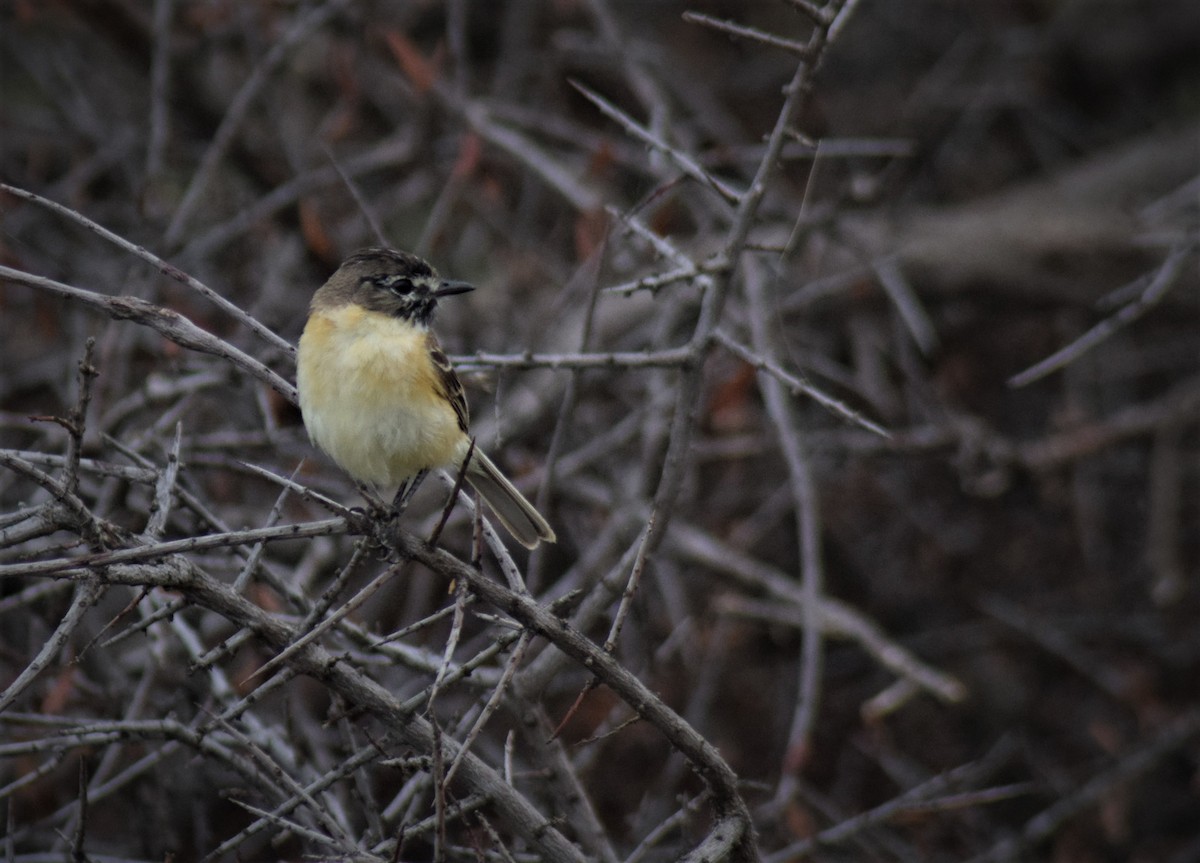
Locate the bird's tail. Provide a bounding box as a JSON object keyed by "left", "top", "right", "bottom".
{"left": 464, "top": 449, "right": 556, "bottom": 549}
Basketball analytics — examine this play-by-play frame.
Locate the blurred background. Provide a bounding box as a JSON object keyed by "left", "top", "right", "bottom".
{"left": 1, "top": 1, "right": 1198, "bottom": 860}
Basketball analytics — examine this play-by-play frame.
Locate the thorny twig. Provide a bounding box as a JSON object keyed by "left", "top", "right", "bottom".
{"left": 4, "top": 1, "right": 1196, "bottom": 860}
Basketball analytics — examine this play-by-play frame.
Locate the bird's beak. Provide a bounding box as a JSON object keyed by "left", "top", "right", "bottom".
{"left": 435, "top": 280, "right": 474, "bottom": 298}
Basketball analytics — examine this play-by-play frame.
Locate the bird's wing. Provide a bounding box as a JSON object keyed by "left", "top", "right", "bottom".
{"left": 427, "top": 333, "right": 469, "bottom": 433}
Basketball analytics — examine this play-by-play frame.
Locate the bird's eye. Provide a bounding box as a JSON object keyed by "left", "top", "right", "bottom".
{"left": 371, "top": 275, "right": 414, "bottom": 294}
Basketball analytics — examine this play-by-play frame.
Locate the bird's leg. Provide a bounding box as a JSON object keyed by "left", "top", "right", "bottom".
{"left": 346, "top": 483, "right": 397, "bottom": 554}
{"left": 353, "top": 482, "right": 391, "bottom": 520}
{"left": 392, "top": 470, "right": 429, "bottom": 515}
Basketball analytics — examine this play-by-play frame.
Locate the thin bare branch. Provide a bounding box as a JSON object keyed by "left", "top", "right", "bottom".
{"left": 682, "top": 11, "right": 814, "bottom": 57}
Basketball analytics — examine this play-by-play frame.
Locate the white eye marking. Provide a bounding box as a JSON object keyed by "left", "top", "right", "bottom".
{"left": 384, "top": 275, "right": 413, "bottom": 291}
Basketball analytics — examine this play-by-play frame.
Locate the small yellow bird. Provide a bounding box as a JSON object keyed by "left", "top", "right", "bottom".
{"left": 296, "top": 248, "right": 555, "bottom": 549}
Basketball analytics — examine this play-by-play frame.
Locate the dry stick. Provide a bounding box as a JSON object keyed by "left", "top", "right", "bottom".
{"left": 675, "top": 524, "right": 966, "bottom": 704}
{"left": 63, "top": 339, "right": 99, "bottom": 498}
{"left": 144, "top": 423, "right": 184, "bottom": 539}
{"left": 430, "top": 468, "right": 527, "bottom": 593}
{"left": 719, "top": 592, "right": 967, "bottom": 705}
{"left": 374, "top": 603, "right": 460, "bottom": 647}
{"left": 297, "top": 539, "right": 371, "bottom": 631}
{"left": 211, "top": 711, "right": 360, "bottom": 852}
{"left": 765, "top": 741, "right": 1026, "bottom": 862}
{"left": 0, "top": 265, "right": 296, "bottom": 402}
{"left": 1018, "top": 373, "right": 1200, "bottom": 469}
{"left": 145, "top": 0, "right": 174, "bottom": 179}
{"left": 474, "top": 814, "right": 520, "bottom": 863}
{"left": 224, "top": 799, "right": 341, "bottom": 852}
{"left": 0, "top": 579, "right": 104, "bottom": 713}
{"left": 235, "top": 459, "right": 354, "bottom": 519}
{"left": 744, "top": 259, "right": 826, "bottom": 787}
{"left": 98, "top": 369, "right": 227, "bottom": 439}
{"left": 515, "top": 515, "right": 645, "bottom": 695}
{"left": 0, "top": 518, "right": 347, "bottom": 579}
{"left": 0, "top": 500, "right": 50, "bottom": 532}
{"left": 371, "top": 796, "right": 491, "bottom": 858}
{"left": 603, "top": 261, "right": 714, "bottom": 296}
{"left": 243, "top": 561, "right": 403, "bottom": 686}
{"left": 27, "top": 744, "right": 176, "bottom": 830}
{"left": 570, "top": 79, "right": 743, "bottom": 205}
{"left": 582, "top": 0, "right": 671, "bottom": 141}
{"left": 442, "top": 632, "right": 533, "bottom": 789}
{"left": 827, "top": 0, "right": 866, "bottom": 42}
{"left": 871, "top": 254, "right": 940, "bottom": 356}
{"left": 156, "top": 600, "right": 301, "bottom": 782}
{"left": 0, "top": 452, "right": 121, "bottom": 551}
{"left": 1147, "top": 421, "right": 1186, "bottom": 605}
{"left": 682, "top": 11, "right": 815, "bottom": 57}
{"left": 207, "top": 729, "right": 396, "bottom": 861}
{"left": 977, "top": 594, "right": 1129, "bottom": 700}
{"left": 428, "top": 439, "right": 476, "bottom": 552}
{"left": 232, "top": 477, "right": 299, "bottom": 593}
{"left": 57, "top": 553, "right": 591, "bottom": 863}
{"left": 459, "top": 99, "right": 600, "bottom": 212}
{"left": 0, "top": 184, "right": 294, "bottom": 358}
{"left": 714, "top": 329, "right": 890, "bottom": 436}
{"left": 387, "top": 527, "right": 749, "bottom": 858}
{"left": 550, "top": 514, "right": 658, "bottom": 741}
{"left": 397, "top": 631, "right": 525, "bottom": 715}
{"left": 325, "top": 143, "right": 390, "bottom": 246}
{"left": 430, "top": 578, "right": 471, "bottom": 706}
{"left": 431, "top": 711, "right": 448, "bottom": 863}
{"left": 1008, "top": 242, "right": 1193, "bottom": 387}
{"left": 785, "top": 0, "right": 836, "bottom": 25}
{"left": 639, "top": 20, "right": 838, "bottom": 576}
{"left": 433, "top": 621, "right": 519, "bottom": 853}
{"left": 861, "top": 678, "right": 923, "bottom": 722}
{"left": 0, "top": 506, "right": 63, "bottom": 550}
{"left": 181, "top": 134, "right": 418, "bottom": 259}
{"left": 0, "top": 719, "right": 306, "bottom": 847}
{"left": 0, "top": 580, "right": 72, "bottom": 616}
{"left": 162, "top": 0, "right": 350, "bottom": 247}
{"left": 347, "top": 610, "right": 506, "bottom": 688}
{"left": 69, "top": 760, "right": 88, "bottom": 859}
{"left": 197, "top": 667, "right": 304, "bottom": 756}
{"left": 530, "top": 238, "right": 609, "bottom": 592}
{"left": 624, "top": 791, "right": 710, "bottom": 863}
{"left": 966, "top": 708, "right": 1200, "bottom": 863}
{"left": 521, "top": 42, "right": 830, "bottom": 847}
{"left": 603, "top": 513, "right": 656, "bottom": 656}
{"left": 415, "top": 134, "right": 471, "bottom": 258}
{"left": 451, "top": 345, "right": 692, "bottom": 370}
{"left": 511, "top": 702, "right": 622, "bottom": 863}
{"left": 503, "top": 731, "right": 515, "bottom": 785}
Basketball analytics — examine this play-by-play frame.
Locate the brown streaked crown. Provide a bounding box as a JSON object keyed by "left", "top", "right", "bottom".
{"left": 311, "top": 247, "right": 471, "bottom": 326}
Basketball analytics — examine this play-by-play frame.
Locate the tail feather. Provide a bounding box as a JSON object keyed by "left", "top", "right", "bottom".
{"left": 464, "top": 450, "right": 556, "bottom": 549}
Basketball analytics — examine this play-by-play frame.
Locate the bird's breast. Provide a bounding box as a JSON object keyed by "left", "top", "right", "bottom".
{"left": 297, "top": 306, "right": 465, "bottom": 488}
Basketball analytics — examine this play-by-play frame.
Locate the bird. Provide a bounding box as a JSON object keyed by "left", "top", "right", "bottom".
{"left": 296, "top": 247, "right": 555, "bottom": 549}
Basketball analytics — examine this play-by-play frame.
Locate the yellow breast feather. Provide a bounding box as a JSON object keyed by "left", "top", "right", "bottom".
{"left": 297, "top": 306, "right": 464, "bottom": 488}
